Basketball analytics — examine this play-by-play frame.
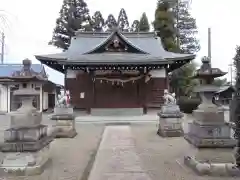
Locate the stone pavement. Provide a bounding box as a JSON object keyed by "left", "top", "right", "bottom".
{"left": 0, "top": 111, "right": 237, "bottom": 180}
{"left": 88, "top": 126, "right": 152, "bottom": 180}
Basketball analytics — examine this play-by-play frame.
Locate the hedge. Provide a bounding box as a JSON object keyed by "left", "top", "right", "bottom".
{"left": 177, "top": 96, "right": 201, "bottom": 114}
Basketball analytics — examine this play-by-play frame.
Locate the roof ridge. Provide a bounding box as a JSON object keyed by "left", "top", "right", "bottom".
{"left": 75, "top": 31, "right": 156, "bottom": 38}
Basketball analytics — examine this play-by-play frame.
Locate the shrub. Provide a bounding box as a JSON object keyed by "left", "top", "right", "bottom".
{"left": 177, "top": 96, "right": 201, "bottom": 114}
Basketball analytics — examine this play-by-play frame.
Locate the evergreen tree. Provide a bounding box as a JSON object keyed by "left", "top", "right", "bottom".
{"left": 105, "top": 14, "right": 117, "bottom": 31}
{"left": 170, "top": 0, "right": 200, "bottom": 96}
{"left": 154, "top": 0, "right": 200, "bottom": 96}
{"left": 173, "top": 0, "right": 200, "bottom": 53}
{"left": 153, "top": 0, "right": 178, "bottom": 52}
{"left": 169, "top": 61, "right": 198, "bottom": 96}
{"left": 234, "top": 46, "right": 240, "bottom": 80}
{"left": 117, "top": 8, "right": 130, "bottom": 32}
{"left": 213, "top": 78, "right": 228, "bottom": 86}
{"left": 92, "top": 11, "right": 105, "bottom": 32}
{"left": 139, "top": 12, "right": 150, "bottom": 32}
{"left": 130, "top": 20, "right": 140, "bottom": 32}
{"left": 232, "top": 45, "right": 240, "bottom": 167}
{"left": 49, "top": 0, "right": 92, "bottom": 50}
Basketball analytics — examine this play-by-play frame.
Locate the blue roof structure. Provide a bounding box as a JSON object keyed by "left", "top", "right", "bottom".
{"left": 0, "top": 64, "right": 45, "bottom": 77}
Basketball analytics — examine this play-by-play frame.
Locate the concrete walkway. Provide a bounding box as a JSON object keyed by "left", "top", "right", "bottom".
{"left": 88, "top": 126, "right": 152, "bottom": 180}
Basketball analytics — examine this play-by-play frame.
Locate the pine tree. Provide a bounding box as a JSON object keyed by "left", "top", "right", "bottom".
{"left": 117, "top": 8, "right": 130, "bottom": 32}
{"left": 105, "top": 14, "right": 117, "bottom": 31}
{"left": 169, "top": 61, "right": 198, "bottom": 96}
{"left": 170, "top": 0, "right": 200, "bottom": 96}
{"left": 234, "top": 46, "right": 240, "bottom": 80}
{"left": 153, "top": 0, "right": 199, "bottom": 96}
{"left": 49, "top": 0, "right": 92, "bottom": 50}
{"left": 92, "top": 11, "right": 105, "bottom": 32}
{"left": 153, "top": 0, "right": 178, "bottom": 52}
{"left": 130, "top": 20, "right": 140, "bottom": 32}
{"left": 71, "top": 0, "right": 92, "bottom": 31}
{"left": 139, "top": 12, "right": 150, "bottom": 32}
{"left": 232, "top": 45, "right": 240, "bottom": 167}
{"left": 49, "top": 0, "right": 72, "bottom": 50}
{"left": 174, "top": 0, "right": 200, "bottom": 53}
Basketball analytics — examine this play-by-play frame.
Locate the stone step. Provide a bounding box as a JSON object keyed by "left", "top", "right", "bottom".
{"left": 90, "top": 108, "right": 143, "bottom": 116}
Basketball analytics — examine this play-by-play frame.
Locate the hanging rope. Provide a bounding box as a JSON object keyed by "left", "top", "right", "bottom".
{"left": 95, "top": 75, "right": 146, "bottom": 83}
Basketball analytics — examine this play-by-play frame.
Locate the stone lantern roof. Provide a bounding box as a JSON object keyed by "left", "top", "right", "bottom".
{"left": 193, "top": 57, "right": 227, "bottom": 80}
{"left": 10, "top": 59, "right": 47, "bottom": 81}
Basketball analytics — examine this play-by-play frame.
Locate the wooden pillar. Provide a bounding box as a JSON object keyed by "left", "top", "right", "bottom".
{"left": 140, "top": 77, "right": 148, "bottom": 114}
{"left": 165, "top": 68, "right": 169, "bottom": 91}
{"left": 87, "top": 71, "right": 94, "bottom": 114}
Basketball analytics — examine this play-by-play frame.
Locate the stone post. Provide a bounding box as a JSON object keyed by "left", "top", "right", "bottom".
{"left": 157, "top": 103, "right": 183, "bottom": 137}
{"left": 50, "top": 92, "right": 77, "bottom": 138}
{"left": 0, "top": 87, "right": 54, "bottom": 176}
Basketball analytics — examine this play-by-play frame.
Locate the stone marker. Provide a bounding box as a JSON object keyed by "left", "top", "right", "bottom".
{"left": 0, "top": 59, "right": 54, "bottom": 176}
{"left": 184, "top": 57, "right": 239, "bottom": 176}
{"left": 50, "top": 90, "right": 77, "bottom": 138}
{"left": 157, "top": 89, "right": 183, "bottom": 137}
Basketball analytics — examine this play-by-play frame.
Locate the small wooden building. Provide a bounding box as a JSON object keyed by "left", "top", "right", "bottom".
{"left": 36, "top": 30, "right": 195, "bottom": 114}
{"left": 0, "top": 59, "right": 61, "bottom": 113}
{"left": 215, "top": 85, "right": 235, "bottom": 105}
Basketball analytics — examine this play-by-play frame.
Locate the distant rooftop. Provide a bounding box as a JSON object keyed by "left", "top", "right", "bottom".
{"left": 0, "top": 63, "right": 44, "bottom": 77}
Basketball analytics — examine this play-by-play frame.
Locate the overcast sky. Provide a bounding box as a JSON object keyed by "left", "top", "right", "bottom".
{"left": 0, "top": 0, "right": 239, "bottom": 85}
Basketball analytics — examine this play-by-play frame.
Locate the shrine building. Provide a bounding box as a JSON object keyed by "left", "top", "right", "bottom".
{"left": 35, "top": 30, "right": 195, "bottom": 114}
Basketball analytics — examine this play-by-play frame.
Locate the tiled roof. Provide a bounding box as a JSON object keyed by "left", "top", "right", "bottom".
{"left": 35, "top": 30, "right": 195, "bottom": 62}
{"left": 0, "top": 64, "right": 45, "bottom": 77}
{"left": 216, "top": 85, "right": 235, "bottom": 93}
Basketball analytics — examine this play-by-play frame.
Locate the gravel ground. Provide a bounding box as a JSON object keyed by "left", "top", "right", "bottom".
{"left": 0, "top": 111, "right": 236, "bottom": 180}
{"left": 0, "top": 115, "right": 105, "bottom": 180}
{"left": 131, "top": 123, "right": 237, "bottom": 180}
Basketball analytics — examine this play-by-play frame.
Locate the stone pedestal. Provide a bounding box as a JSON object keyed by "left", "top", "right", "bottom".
{"left": 157, "top": 104, "right": 183, "bottom": 137}
{"left": 51, "top": 107, "right": 77, "bottom": 138}
{"left": 184, "top": 108, "right": 238, "bottom": 176}
{"left": 0, "top": 113, "right": 54, "bottom": 176}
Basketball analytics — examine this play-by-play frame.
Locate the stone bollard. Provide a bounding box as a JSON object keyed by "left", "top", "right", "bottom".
{"left": 157, "top": 104, "right": 184, "bottom": 137}
{"left": 51, "top": 107, "right": 77, "bottom": 138}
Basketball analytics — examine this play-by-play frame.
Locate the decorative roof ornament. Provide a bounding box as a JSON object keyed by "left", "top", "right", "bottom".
{"left": 113, "top": 38, "right": 120, "bottom": 48}
{"left": 105, "top": 35, "right": 128, "bottom": 52}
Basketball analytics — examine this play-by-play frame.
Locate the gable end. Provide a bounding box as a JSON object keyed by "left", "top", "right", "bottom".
{"left": 84, "top": 30, "right": 149, "bottom": 54}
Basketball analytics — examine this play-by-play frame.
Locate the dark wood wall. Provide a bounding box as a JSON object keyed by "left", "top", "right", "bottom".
{"left": 66, "top": 71, "right": 93, "bottom": 110}
{"left": 146, "top": 78, "right": 167, "bottom": 108}
{"left": 93, "top": 80, "right": 141, "bottom": 108}
{"left": 66, "top": 72, "right": 167, "bottom": 110}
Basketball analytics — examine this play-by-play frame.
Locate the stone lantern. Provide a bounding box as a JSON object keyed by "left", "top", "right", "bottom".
{"left": 184, "top": 57, "right": 238, "bottom": 176}
{"left": 0, "top": 59, "right": 54, "bottom": 176}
